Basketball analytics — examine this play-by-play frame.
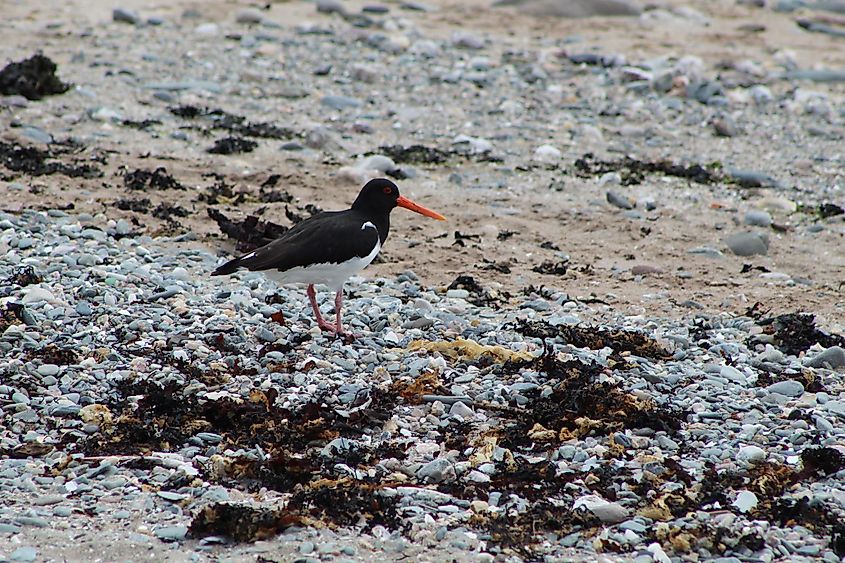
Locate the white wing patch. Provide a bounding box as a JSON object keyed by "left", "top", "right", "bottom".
{"left": 361, "top": 221, "right": 376, "bottom": 231}
{"left": 242, "top": 251, "right": 256, "bottom": 259}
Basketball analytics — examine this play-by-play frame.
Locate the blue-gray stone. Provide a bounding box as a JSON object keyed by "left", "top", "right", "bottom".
{"left": 113, "top": 8, "right": 140, "bottom": 24}
{"left": 804, "top": 346, "right": 845, "bottom": 369}
{"left": 155, "top": 525, "right": 188, "bottom": 541}
{"left": 320, "top": 95, "right": 362, "bottom": 110}
{"left": 143, "top": 81, "right": 222, "bottom": 93}
{"left": 21, "top": 126, "right": 53, "bottom": 144}
{"left": 725, "top": 232, "right": 768, "bottom": 256}
{"left": 783, "top": 69, "right": 845, "bottom": 83}
{"left": 10, "top": 547, "right": 37, "bottom": 562}
{"left": 728, "top": 169, "right": 781, "bottom": 188}
{"left": 744, "top": 210, "right": 772, "bottom": 227}
{"left": 765, "top": 380, "right": 804, "bottom": 398}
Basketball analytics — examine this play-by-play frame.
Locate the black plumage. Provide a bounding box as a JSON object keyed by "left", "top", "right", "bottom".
{"left": 211, "top": 210, "right": 382, "bottom": 277}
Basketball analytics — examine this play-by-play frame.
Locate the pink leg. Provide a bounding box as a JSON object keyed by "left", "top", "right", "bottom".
{"left": 307, "top": 284, "right": 337, "bottom": 333}
{"left": 334, "top": 289, "right": 356, "bottom": 342}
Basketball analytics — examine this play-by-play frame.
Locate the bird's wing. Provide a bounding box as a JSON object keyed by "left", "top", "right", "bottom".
{"left": 213, "top": 211, "right": 380, "bottom": 274}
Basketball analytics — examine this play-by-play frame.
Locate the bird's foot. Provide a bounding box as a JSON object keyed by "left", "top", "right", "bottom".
{"left": 316, "top": 319, "right": 339, "bottom": 334}
{"left": 336, "top": 330, "right": 356, "bottom": 344}
{"left": 316, "top": 320, "right": 356, "bottom": 343}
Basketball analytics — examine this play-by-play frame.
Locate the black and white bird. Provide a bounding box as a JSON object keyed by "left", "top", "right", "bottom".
{"left": 212, "top": 178, "right": 445, "bottom": 338}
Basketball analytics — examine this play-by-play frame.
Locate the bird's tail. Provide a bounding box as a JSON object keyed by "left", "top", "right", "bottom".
{"left": 211, "top": 256, "right": 242, "bottom": 276}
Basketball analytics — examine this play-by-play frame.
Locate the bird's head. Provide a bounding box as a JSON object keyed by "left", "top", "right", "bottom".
{"left": 353, "top": 178, "right": 446, "bottom": 220}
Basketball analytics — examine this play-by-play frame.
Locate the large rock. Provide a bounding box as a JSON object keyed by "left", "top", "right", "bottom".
{"left": 493, "top": 0, "right": 642, "bottom": 17}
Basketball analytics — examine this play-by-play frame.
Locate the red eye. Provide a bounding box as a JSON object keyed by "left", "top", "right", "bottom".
{"left": 383, "top": 187, "right": 392, "bottom": 194}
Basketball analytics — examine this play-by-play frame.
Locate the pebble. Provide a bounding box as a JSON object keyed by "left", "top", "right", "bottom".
{"left": 37, "top": 364, "right": 60, "bottom": 377}
{"left": 824, "top": 401, "right": 845, "bottom": 418}
{"left": 607, "top": 191, "right": 635, "bottom": 210}
{"left": 22, "top": 286, "right": 55, "bottom": 304}
{"left": 417, "top": 458, "right": 456, "bottom": 483}
{"left": 21, "top": 126, "right": 53, "bottom": 144}
{"left": 744, "top": 210, "right": 772, "bottom": 227}
{"left": 737, "top": 445, "right": 767, "bottom": 463}
{"left": 194, "top": 23, "right": 219, "bottom": 35}
{"left": 10, "top": 547, "right": 37, "bottom": 562}
{"left": 321, "top": 95, "right": 362, "bottom": 110}
{"left": 533, "top": 144, "right": 561, "bottom": 163}
{"left": 712, "top": 115, "right": 739, "bottom": 137}
{"left": 725, "top": 231, "right": 768, "bottom": 256}
{"left": 235, "top": 8, "right": 264, "bottom": 24}
{"left": 765, "top": 380, "right": 804, "bottom": 398}
{"left": 720, "top": 365, "right": 747, "bottom": 384}
{"left": 113, "top": 8, "right": 140, "bottom": 24}
{"left": 574, "top": 495, "right": 628, "bottom": 524}
{"left": 76, "top": 301, "right": 93, "bottom": 316}
{"left": 32, "top": 494, "right": 65, "bottom": 506}
{"left": 317, "top": 0, "right": 347, "bottom": 15}
{"left": 729, "top": 169, "right": 781, "bottom": 189}
{"left": 733, "top": 490, "right": 758, "bottom": 513}
{"left": 449, "top": 401, "right": 474, "bottom": 419}
{"left": 804, "top": 346, "right": 845, "bottom": 369}
{"left": 155, "top": 525, "right": 188, "bottom": 541}
{"left": 451, "top": 31, "right": 484, "bottom": 49}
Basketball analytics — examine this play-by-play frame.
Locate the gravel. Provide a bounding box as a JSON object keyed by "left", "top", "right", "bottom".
{"left": 1, "top": 207, "right": 844, "bottom": 561}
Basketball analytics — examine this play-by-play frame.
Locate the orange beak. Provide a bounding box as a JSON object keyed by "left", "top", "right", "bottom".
{"left": 396, "top": 195, "right": 446, "bottom": 221}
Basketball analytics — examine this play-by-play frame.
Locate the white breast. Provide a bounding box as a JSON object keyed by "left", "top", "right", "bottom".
{"left": 263, "top": 238, "right": 381, "bottom": 292}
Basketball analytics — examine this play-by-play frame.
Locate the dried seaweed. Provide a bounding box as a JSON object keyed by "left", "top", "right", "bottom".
{"left": 123, "top": 167, "right": 184, "bottom": 190}
{"left": 755, "top": 312, "right": 845, "bottom": 356}
{"left": 3, "top": 265, "right": 43, "bottom": 287}
{"left": 0, "top": 141, "right": 101, "bottom": 179}
{"left": 515, "top": 318, "right": 672, "bottom": 360}
{"left": 0, "top": 53, "right": 69, "bottom": 100}
{"left": 189, "top": 503, "right": 305, "bottom": 542}
{"left": 574, "top": 153, "right": 718, "bottom": 185}
{"left": 208, "top": 208, "right": 288, "bottom": 252}
{"left": 208, "top": 136, "right": 258, "bottom": 155}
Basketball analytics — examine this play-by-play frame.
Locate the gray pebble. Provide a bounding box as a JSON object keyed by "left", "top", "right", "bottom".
{"left": 255, "top": 327, "right": 277, "bottom": 343}
{"left": 14, "top": 516, "right": 49, "bottom": 528}
{"left": 32, "top": 494, "right": 65, "bottom": 506}
{"left": 235, "top": 8, "right": 264, "bottom": 24}
{"left": 76, "top": 301, "right": 93, "bottom": 316}
{"left": 449, "top": 401, "right": 475, "bottom": 419}
{"left": 744, "top": 210, "right": 772, "bottom": 227}
{"left": 712, "top": 115, "right": 739, "bottom": 137}
{"left": 116, "top": 219, "right": 132, "bottom": 235}
{"left": 417, "top": 457, "right": 456, "bottom": 483}
{"left": 804, "top": 346, "right": 845, "bottom": 369}
{"left": 725, "top": 231, "right": 769, "bottom": 256}
{"left": 155, "top": 525, "right": 188, "bottom": 542}
{"left": 113, "top": 7, "right": 140, "bottom": 24}
{"left": 21, "top": 126, "right": 53, "bottom": 145}
{"left": 321, "top": 95, "right": 362, "bottom": 110}
{"left": 728, "top": 169, "right": 781, "bottom": 189}
{"left": 452, "top": 32, "right": 484, "bottom": 49}
{"left": 317, "top": 0, "right": 347, "bottom": 15}
{"left": 39, "top": 363, "right": 61, "bottom": 377}
{"left": 765, "top": 380, "right": 804, "bottom": 398}
{"left": 10, "top": 547, "right": 37, "bottom": 562}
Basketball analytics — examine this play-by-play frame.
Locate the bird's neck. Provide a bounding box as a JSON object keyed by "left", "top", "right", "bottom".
{"left": 352, "top": 207, "right": 390, "bottom": 243}
{"left": 372, "top": 214, "right": 390, "bottom": 244}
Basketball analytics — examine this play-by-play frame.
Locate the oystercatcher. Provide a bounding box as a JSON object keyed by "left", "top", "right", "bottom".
{"left": 212, "top": 178, "right": 445, "bottom": 338}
